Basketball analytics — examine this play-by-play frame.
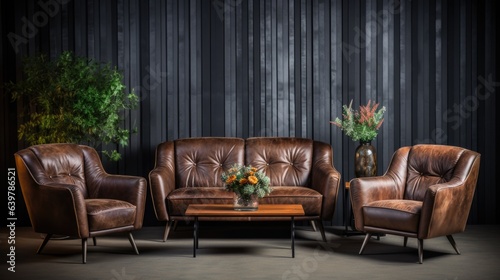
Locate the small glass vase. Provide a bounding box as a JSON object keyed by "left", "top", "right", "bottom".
{"left": 233, "top": 193, "right": 259, "bottom": 211}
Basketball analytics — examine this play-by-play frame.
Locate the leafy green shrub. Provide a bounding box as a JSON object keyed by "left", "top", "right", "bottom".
{"left": 5, "top": 51, "right": 138, "bottom": 161}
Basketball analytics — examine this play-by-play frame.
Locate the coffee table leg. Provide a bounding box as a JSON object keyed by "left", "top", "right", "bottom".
{"left": 195, "top": 218, "right": 199, "bottom": 249}
{"left": 291, "top": 217, "right": 295, "bottom": 258}
{"left": 193, "top": 217, "right": 198, "bottom": 257}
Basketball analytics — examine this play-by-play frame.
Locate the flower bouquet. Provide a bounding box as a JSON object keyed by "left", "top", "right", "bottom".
{"left": 221, "top": 164, "right": 272, "bottom": 211}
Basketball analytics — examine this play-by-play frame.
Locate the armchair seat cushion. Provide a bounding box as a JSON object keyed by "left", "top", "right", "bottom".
{"left": 86, "top": 199, "right": 136, "bottom": 231}
{"left": 363, "top": 200, "right": 422, "bottom": 233}
{"left": 167, "top": 186, "right": 322, "bottom": 217}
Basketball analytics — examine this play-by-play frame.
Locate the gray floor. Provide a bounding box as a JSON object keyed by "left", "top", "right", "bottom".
{"left": 1, "top": 223, "right": 499, "bottom": 280}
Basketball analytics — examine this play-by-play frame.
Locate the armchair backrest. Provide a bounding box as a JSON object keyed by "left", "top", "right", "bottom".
{"left": 245, "top": 137, "right": 314, "bottom": 186}
{"left": 174, "top": 137, "right": 245, "bottom": 188}
{"left": 15, "top": 143, "right": 89, "bottom": 198}
{"left": 404, "top": 145, "right": 480, "bottom": 202}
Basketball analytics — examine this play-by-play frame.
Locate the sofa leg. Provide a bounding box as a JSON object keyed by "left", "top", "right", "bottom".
{"left": 403, "top": 236, "right": 408, "bottom": 247}
{"left": 417, "top": 238, "right": 423, "bottom": 264}
{"left": 92, "top": 237, "right": 97, "bottom": 246}
{"left": 163, "top": 221, "right": 173, "bottom": 242}
{"left": 359, "top": 233, "right": 372, "bottom": 255}
{"left": 82, "top": 238, "right": 88, "bottom": 264}
{"left": 128, "top": 232, "right": 139, "bottom": 255}
{"left": 37, "top": 233, "right": 52, "bottom": 254}
{"left": 446, "top": 235, "right": 461, "bottom": 255}
{"left": 315, "top": 220, "right": 327, "bottom": 242}
{"left": 310, "top": 220, "right": 318, "bottom": 232}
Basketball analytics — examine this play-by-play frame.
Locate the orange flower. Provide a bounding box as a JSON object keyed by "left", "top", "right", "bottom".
{"left": 239, "top": 178, "right": 248, "bottom": 185}
{"left": 248, "top": 175, "right": 259, "bottom": 185}
{"left": 226, "top": 175, "right": 237, "bottom": 184}
{"left": 251, "top": 167, "right": 257, "bottom": 172}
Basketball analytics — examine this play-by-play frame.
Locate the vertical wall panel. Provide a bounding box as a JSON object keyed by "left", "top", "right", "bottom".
{"left": 1, "top": 0, "right": 498, "bottom": 225}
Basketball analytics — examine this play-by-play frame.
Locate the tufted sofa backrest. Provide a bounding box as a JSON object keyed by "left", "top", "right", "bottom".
{"left": 174, "top": 137, "right": 245, "bottom": 188}
{"left": 245, "top": 137, "right": 313, "bottom": 186}
{"left": 404, "top": 144, "right": 469, "bottom": 201}
{"left": 172, "top": 137, "right": 317, "bottom": 188}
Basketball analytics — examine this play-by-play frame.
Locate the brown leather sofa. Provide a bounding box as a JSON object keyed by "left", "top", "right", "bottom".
{"left": 350, "top": 144, "right": 480, "bottom": 263}
{"left": 149, "top": 137, "right": 341, "bottom": 242}
{"left": 15, "top": 144, "right": 147, "bottom": 263}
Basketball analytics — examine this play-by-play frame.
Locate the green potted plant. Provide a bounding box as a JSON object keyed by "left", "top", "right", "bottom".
{"left": 331, "top": 100, "right": 386, "bottom": 177}
{"left": 5, "top": 51, "right": 138, "bottom": 161}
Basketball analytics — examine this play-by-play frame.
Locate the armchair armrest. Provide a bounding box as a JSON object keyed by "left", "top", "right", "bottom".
{"left": 93, "top": 175, "right": 147, "bottom": 204}
{"left": 419, "top": 179, "right": 473, "bottom": 239}
{"left": 80, "top": 144, "right": 147, "bottom": 228}
{"left": 29, "top": 183, "right": 89, "bottom": 238}
{"left": 350, "top": 176, "right": 401, "bottom": 231}
{"left": 94, "top": 175, "right": 147, "bottom": 229}
{"left": 149, "top": 141, "right": 176, "bottom": 221}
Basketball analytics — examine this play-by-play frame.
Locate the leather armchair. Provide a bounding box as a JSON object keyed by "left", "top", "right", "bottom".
{"left": 350, "top": 144, "right": 480, "bottom": 263}
{"left": 15, "top": 144, "right": 147, "bottom": 263}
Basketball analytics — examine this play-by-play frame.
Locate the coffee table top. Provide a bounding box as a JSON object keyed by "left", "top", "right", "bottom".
{"left": 185, "top": 204, "right": 305, "bottom": 217}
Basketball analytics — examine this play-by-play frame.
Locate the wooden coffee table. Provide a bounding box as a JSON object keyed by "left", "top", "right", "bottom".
{"left": 185, "top": 204, "right": 305, "bottom": 258}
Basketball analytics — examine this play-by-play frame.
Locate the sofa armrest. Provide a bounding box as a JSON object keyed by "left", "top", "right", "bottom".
{"left": 311, "top": 162, "right": 341, "bottom": 220}
{"left": 350, "top": 176, "right": 400, "bottom": 231}
{"left": 149, "top": 141, "right": 176, "bottom": 221}
{"left": 311, "top": 141, "right": 341, "bottom": 221}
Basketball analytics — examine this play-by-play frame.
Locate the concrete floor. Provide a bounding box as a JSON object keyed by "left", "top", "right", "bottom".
{"left": 1, "top": 223, "right": 499, "bottom": 280}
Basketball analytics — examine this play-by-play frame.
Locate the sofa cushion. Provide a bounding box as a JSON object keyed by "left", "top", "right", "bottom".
{"left": 260, "top": 186, "right": 322, "bottom": 216}
{"left": 167, "top": 186, "right": 322, "bottom": 216}
{"left": 175, "top": 138, "right": 245, "bottom": 188}
{"left": 363, "top": 199, "right": 422, "bottom": 233}
{"left": 86, "top": 199, "right": 136, "bottom": 231}
{"left": 168, "top": 187, "right": 234, "bottom": 216}
{"left": 245, "top": 138, "right": 313, "bottom": 186}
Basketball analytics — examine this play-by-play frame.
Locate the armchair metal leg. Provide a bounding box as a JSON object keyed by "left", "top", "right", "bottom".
{"left": 446, "top": 235, "right": 461, "bottom": 255}
{"left": 163, "top": 220, "right": 173, "bottom": 242}
{"left": 417, "top": 238, "right": 423, "bottom": 264}
{"left": 310, "top": 220, "right": 318, "bottom": 232}
{"left": 92, "top": 237, "right": 97, "bottom": 246}
{"left": 37, "top": 233, "right": 52, "bottom": 254}
{"left": 82, "top": 238, "right": 88, "bottom": 264}
{"left": 359, "top": 233, "right": 372, "bottom": 255}
{"left": 128, "top": 232, "right": 139, "bottom": 255}
{"left": 404, "top": 237, "right": 408, "bottom": 247}
{"left": 316, "top": 220, "right": 327, "bottom": 242}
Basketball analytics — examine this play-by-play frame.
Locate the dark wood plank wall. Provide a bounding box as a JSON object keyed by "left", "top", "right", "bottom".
{"left": 1, "top": 0, "right": 498, "bottom": 226}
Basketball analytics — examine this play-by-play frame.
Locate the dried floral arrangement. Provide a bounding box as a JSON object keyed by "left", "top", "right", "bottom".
{"left": 331, "top": 100, "right": 386, "bottom": 142}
